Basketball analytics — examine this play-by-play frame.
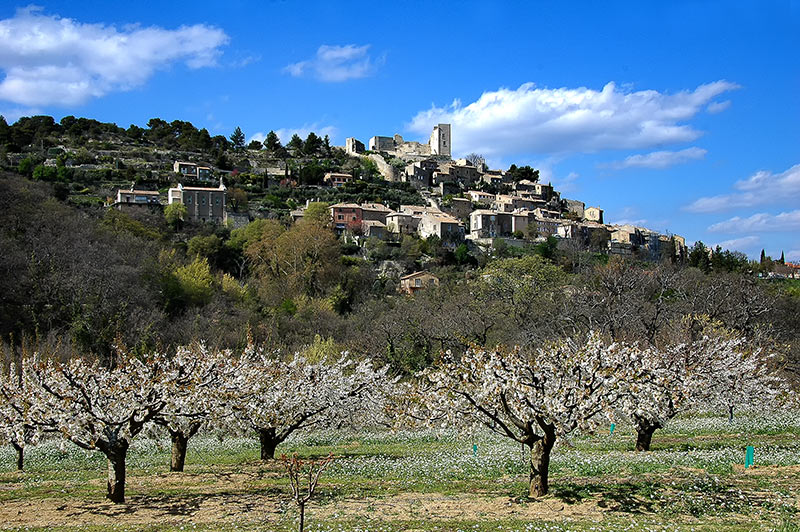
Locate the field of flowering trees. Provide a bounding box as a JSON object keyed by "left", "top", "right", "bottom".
{"left": 1, "top": 328, "right": 798, "bottom": 531}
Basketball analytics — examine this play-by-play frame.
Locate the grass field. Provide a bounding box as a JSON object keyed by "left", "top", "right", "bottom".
{"left": 1, "top": 412, "right": 798, "bottom": 531}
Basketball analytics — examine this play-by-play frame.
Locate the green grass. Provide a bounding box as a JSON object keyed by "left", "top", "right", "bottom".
{"left": 1, "top": 411, "right": 798, "bottom": 531}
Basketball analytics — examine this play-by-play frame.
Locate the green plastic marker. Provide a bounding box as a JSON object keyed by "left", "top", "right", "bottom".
{"left": 473, "top": 444, "right": 477, "bottom": 457}
{"left": 610, "top": 423, "right": 616, "bottom": 435}
{"left": 745, "top": 446, "right": 754, "bottom": 468}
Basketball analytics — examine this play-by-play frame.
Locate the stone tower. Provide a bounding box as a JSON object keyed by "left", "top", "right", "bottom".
{"left": 429, "top": 123, "right": 451, "bottom": 157}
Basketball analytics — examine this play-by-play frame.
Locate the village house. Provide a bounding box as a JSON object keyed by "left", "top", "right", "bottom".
{"left": 481, "top": 168, "right": 508, "bottom": 186}
{"left": 173, "top": 161, "right": 212, "bottom": 181}
{"left": 323, "top": 172, "right": 354, "bottom": 188}
{"left": 532, "top": 215, "right": 561, "bottom": 236}
{"left": 563, "top": 199, "right": 585, "bottom": 219}
{"left": 469, "top": 210, "right": 513, "bottom": 239}
{"left": 405, "top": 159, "right": 439, "bottom": 189}
{"left": 514, "top": 181, "right": 555, "bottom": 201}
{"left": 584, "top": 206, "right": 604, "bottom": 224}
{"left": 362, "top": 220, "right": 388, "bottom": 239}
{"left": 494, "top": 194, "right": 538, "bottom": 213}
{"left": 385, "top": 211, "right": 421, "bottom": 235}
{"left": 330, "top": 203, "right": 363, "bottom": 232}
{"left": 466, "top": 190, "right": 496, "bottom": 205}
{"left": 418, "top": 210, "right": 464, "bottom": 243}
{"left": 434, "top": 162, "right": 482, "bottom": 187}
{"left": 399, "top": 271, "right": 440, "bottom": 295}
{"left": 360, "top": 202, "right": 392, "bottom": 224}
{"left": 446, "top": 197, "right": 473, "bottom": 223}
{"left": 168, "top": 180, "right": 227, "bottom": 224}
{"left": 113, "top": 187, "right": 162, "bottom": 212}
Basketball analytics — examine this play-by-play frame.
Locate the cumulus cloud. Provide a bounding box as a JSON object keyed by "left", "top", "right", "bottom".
{"left": 601, "top": 147, "right": 707, "bottom": 170}
{"left": 0, "top": 7, "right": 229, "bottom": 106}
{"left": 685, "top": 163, "right": 800, "bottom": 213}
{"left": 250, "top": 123, "right": 337, "bottom": 145}
{"left": 284, "top": 44, "right": 380, "bottom": 82}
{"left": 711, "top": 236, "right": 760, "bottom": 253}
{"left": 406, "top": 80, "right": 738, "bottom": 158}
{"left": 708, "top": 209, "right": 800, "bottom": 233}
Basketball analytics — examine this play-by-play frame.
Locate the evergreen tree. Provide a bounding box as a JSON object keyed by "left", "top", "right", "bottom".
{"left": 779, "top": 251, "right": 785, "bottom": 264}
{"left": 303, "top": 132, "right": 322, "bottom": 155}
{"left": 230, "top": 126, "right": 245, "bottom": 151}
{"left": 760, "top": 249, "right": 766, "bottom": 264}
{"left": 287, "top": 134, "right": 304, "bottom": 152}
{"left": 265, "top": 130, "right": 282, "bottom": 152}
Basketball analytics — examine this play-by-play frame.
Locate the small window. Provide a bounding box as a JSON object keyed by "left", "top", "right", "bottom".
{"left": 215, "top": 198, "right": 220, "bottom": 205}
{"left": 187, "top": 197, "right": 192, "bottom": 204}
{"left": 415, "top": 279, "right": 422, "bottom": 287}
{"left": 201, "top": 196, "right": 206, "bottom": 206}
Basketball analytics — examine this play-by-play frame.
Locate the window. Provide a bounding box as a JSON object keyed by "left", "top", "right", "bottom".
{"left": 187, "top": 197, "right": 192, "bottom": 204}
{"left": 415, "top": 279, "right": 421, "bottom": 287}
{"left": 215, "top": 197, "right": 220, "bottom": 205}
{"left": 201, "top": 196, "right": 206, "bottom": 206}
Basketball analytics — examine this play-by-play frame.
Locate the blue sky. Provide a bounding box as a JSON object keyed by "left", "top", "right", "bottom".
{"left": 1, "top": 1, "right": 798, "bottom": 260}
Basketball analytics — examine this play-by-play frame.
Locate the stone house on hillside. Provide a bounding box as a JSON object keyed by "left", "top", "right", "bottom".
{"left": 399, "top": 271, "right": 440, "bottom": 295}
{"left": 168, "top": 181, "right": 227, "bottom": 224}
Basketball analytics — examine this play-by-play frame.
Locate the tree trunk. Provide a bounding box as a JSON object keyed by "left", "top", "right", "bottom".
{"left": 12, "top": 442, "right": 23, "bottom": 471}
{"left": 258, "top": 427, "right": 281, "bottom": 460}
{"left": 728, "top": 404, "right": 734, "bottom": 423}
{"left": 105, "top": 441, "right": 129, "bottom": 503}
{"left": 299, "top": 501, "right": 305, "bottom": 532}
{"left": 170, "top": 430, "right": 189, "bottom": 472}
{"left": 528, "top": 425, "right": 556, "bottom": 498}
{"left": 635, "top": 424, "right": 657, "bottom": 451}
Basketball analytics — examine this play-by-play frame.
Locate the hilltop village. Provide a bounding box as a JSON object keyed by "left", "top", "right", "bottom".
{"left": 109, "top": 123, "right": 688, "bottom": 263}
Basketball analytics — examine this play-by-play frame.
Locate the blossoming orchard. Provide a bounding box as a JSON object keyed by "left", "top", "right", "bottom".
{"left": 1, "top": 326, "right": 792, "bottom": 511}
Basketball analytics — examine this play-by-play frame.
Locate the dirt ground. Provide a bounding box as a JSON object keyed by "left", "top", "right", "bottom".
{"left": 0, "top": 490, "right": 609, "bottom": 528}
{"left": 1, "top": 465, "right": 798, "bottom": 529}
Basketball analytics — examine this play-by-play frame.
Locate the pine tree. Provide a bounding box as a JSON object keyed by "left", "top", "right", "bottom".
{"left": 265, "top": 130, "right": 282, "bottom": 152}
{"left": 230, "top": 126, "right": 245, "bottom": 151}
{"left": 760, "top": 249, "right": 766, "bottom": 264}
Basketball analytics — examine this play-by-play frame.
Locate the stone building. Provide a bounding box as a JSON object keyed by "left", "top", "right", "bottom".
{"left": 168, "top": 180, "right": 227, "bottom": 224}
{"left": 584, "top": 206, "right": 604, "bottom": 224}
{"left": 429, "top": 123, "right": 451, "bottom": 156}
{"left": 345, "top": 137, "right": 365, "bottom": 155}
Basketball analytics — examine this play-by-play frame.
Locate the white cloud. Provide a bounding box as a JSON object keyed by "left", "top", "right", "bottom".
{"left": 601, "top": 147, "right": 707, "bottom": 170}
{"left": 685, "top": 163, "right": 800, "bottom": 212}
{"left": 786, "top": 250, "right": 800, "bottom": 262}
{"left": 250, "top": 123, "right": 337, "bottom": 145}
{"left": 407, "top": 80, "right": 738, "bottom": 158}
{"left": 706, "top": 100, "right": 732, "bottom": 114}
{"left": 610, "top": 218, "right": 649, "bottom": 227}
{"left": 0, "top": 7, "right": 229, "bottom": 106}
{"left": 708, "top": 209, "right": 800, "bottom": 233}
{"left": 553, "top": 171, "right": 579, "bottom": 193}
{"left": 711, "top": 235, "right": 760, "bottom": 253}
{"left": 284, "top": 44, "right": 380, "bottom": 82}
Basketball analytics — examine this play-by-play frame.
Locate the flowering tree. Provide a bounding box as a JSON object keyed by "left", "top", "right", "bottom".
{"left": 231, "top": 350, "right": 392, "bottom": 460}
{"left": 418, "top": 333, "right": 635, "bottom": 497}
{"left": 0, "top": 364, "right": 42, "bottom": 470}
{"left": 622, "top": 329, "right": 785, "bottom": 451}
{"left": 22, "top": 355, "right": 169, "bottom": 503}
{"left": 620, "top": 341, "right": 706, "bottom": 451}
{"left": 154, "top": 344, "right": 239, "bottom": 472}
{"left": 704, "top": 335, "right": 784, "bottom": 422}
